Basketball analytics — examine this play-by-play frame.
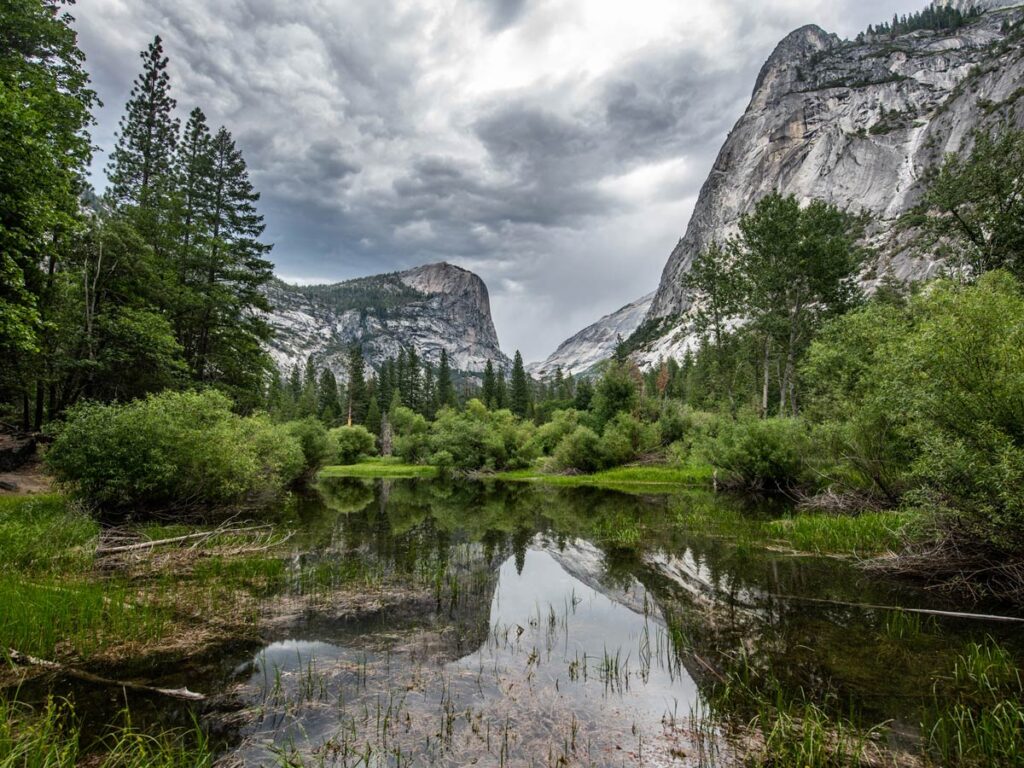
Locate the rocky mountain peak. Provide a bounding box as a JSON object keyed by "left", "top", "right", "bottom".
{"left": 751, "top": 25, "right": 839, "bottom": 106}
{"left": 634, "top": 3, "right": 1024, "bottom": 366}
{"left": 264, "top": 262, "right": 509, "bottom": 379}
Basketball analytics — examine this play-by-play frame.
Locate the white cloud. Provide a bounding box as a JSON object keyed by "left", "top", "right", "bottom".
{"left": 73, "top": 0, "right": 926, "bottom": 361}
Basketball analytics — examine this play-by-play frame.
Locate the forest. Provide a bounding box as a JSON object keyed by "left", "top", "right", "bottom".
{"left": 3, "top": 2, "right": 1024, "bottom": 766}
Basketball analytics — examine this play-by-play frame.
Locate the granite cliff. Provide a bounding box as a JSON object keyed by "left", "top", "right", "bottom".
{"left": 629, "top": 3, "right": 1024, "bottom": 365}
{"left": 264, "top": 262, "right": 510, "bottom": 378}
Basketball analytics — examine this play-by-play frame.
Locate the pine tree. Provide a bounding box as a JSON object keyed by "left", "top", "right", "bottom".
{"left": 189, "top": 126, "right": 274, "bottom": 398}
{"left": 172, "top": 107, "right": 214, "bottom": 308}
{"left": 318, "top": 368, "right": 339, "bottom": 423}
{"left": 510, "top": 351, "right": 530, "bottom": 418}
{"left": 107, "top": 36, "right": 179, "bottom": 237}
{"left": 366, "top": 391, "right": 382, "bottom": 436}
{"left": 482, "top": 360, "right": 497, "bottom": 409}
{"left": 296, "top": 355, "right": 318, "bottom": 417}
{"left": 495, "top": 368, "right": 508, "bottom": 409}
{"left": 346, "top": 343, "right": 368, "bottom": 424}
{"left": 438, "top": 349, "right": 457, "bottom": 409}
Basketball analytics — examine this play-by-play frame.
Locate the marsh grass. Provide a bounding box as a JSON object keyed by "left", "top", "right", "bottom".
{"left": 925, "top": 637, "right": 1024, "bottom": 766}
{"left": 0, "top": 694, "right": 213, "bottom": 768}
{"left": 319, "top": 459, "right": 438, "bottom": 479}
{"left": 767, "top": 511, "right": 913, "bottom": 554}
{"left": 496, "top": 462, "right": 714, "bottom": 491}
{"left": 0, "top": 495, "right": 97, "bottom": 574}
{"left": 0, "top": 576, "right": 171, "bottom": 659}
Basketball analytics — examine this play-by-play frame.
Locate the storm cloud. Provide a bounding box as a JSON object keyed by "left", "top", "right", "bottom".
{"left": 73, "top": 0, "right": 925, "bottom": 361}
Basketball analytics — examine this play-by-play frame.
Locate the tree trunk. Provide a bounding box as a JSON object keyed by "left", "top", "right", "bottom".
{"left": 761, "top": 337, "right": 772, "bottom": 418}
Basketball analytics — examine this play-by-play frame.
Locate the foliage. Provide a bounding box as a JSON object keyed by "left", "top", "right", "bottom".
{"left": 286, "top": 417, "right": 331, "bottom": 471}
{"left": 329, "top": 425, "right": 378, "bottom": 465}
{"left": 591, "top": 360, "right": 639, "bottom": 427}
{"left": 703, "top": 417, "right": 811, "bottom": 491}
{"left": 552, "top": 427, "right": 604, "bottom": 473}
{"left": 45, "top": 390, "right": 304, "bottom": 515}
{"left": 427, "top": 400, "right": 537, "bottom": 472}
{"left": 925, "top": 127, "right": 1024, "bottom": 281}
{"left": 597, "top": 412, "right": 661, "bottom": 467}
{"left": 768, "top": 511, "right": 914, "bottom": 554}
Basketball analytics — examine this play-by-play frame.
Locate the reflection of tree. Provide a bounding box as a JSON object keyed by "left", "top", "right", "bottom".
{"left": 317, "top": 478, "right": 375, "bottom": 515}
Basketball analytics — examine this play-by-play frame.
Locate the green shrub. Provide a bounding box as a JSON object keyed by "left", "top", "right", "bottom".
{"left": 45, "top": 390, "right": 304, "bottom": 515}
{"left": 704, "top": 417, "right": 811, "bottom": 490}
{"left": 427, "top": 400, "right": 537, "bottom": 471}
{"left": 284, "top": 417, "right": 330, "bottom": 472}
{"left": 328, "top": 425, "right": 378, "bottom": 465}
{"left": 598, "top": 413, "right": 661, "bottom": 467}
{"left": 390, "top": 406, "right": 430, "bottom": 464}
{"left": 657, "top": 400, "right": 689, "bottom": 445}
{"left": 553, "top": 426, "right": 603, "bottom": 473}
{"left": 531, "top": 409, "right": 581, "bottom": 455}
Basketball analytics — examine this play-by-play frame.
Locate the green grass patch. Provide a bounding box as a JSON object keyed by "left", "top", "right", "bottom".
{"left": 496, "top": 463, "right": 713, "bottom": 492}
{"left": 0, "top": 576, "right": 171, "bottom": 660}
{"left": 0, "top": 694, "right": 214, "bottom": 767}
{"left": 0, "top": 494, "right": 98, "bottom": 574}
{"left": 319, "top": 458, "right": 438, "bottom": 479}
{"left": 767, "top": 511, "right": 915, "bottom": 555}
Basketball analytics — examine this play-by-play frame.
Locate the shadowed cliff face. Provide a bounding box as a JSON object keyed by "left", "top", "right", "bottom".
{"left": 632, "top": 5, "right": 1024, "bottom": 367}
{"left": 264, "top": 261, "right": 510, "bottom": 378}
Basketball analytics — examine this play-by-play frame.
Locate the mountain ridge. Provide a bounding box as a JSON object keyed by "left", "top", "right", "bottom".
{"left": 264, "top": 262, "right": 510, "bottom": 379}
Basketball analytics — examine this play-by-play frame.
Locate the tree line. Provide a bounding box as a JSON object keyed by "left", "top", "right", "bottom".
{"left": 2, "top": 3, "right": 273, "bottom": 429}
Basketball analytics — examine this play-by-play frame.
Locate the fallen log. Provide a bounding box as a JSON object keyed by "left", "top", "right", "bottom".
{"left": 768, "top": 594, "right": 1024, "bottom": 623}
{"left": 95, "top": 525, "right": 270, "bottom": 555}
{"left": 6, "top": 649, "right": 206, "bottom": 701}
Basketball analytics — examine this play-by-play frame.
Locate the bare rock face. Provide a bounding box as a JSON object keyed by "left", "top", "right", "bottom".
{"left": 635, "top": 6, "right": 1024, "bottom": 366}
{"left": 264, "top": 262, "right": 510, "bottom": 378}
{"left": 529, "top": 293, "right": 655, "bottom": 379}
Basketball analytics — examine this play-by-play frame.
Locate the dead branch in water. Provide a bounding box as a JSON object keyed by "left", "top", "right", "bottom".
{"left": 95, "top": 524, "right": 271, "bottom": 555}
{"left": 5, "top": 649, "right": 206, "bottom": 701}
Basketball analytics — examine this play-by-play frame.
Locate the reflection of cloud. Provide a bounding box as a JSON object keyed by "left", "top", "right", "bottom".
{"left": 75, "top": 0, "right": 924, "bottom": 360}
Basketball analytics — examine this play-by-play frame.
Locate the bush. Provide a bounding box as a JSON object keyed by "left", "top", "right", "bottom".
{"left": 598, "top": 413, "right": 660, "bottom": 467}
{"left": 390, "top": 406, "right": 430, "bottom": 464}
{"left": 531, "top": 409, "right": 581, "bottom": 455}
{"left": 328, "top": 425, "right": 377, "bottom": 465}
{"left": 427, "top": 400, "right": 537, "bottom": 472}
{"left": 703, "top": 417, "right": 811, "bottom": 491}
{"left": 45, "top": 390, "right": 304, "bottom": 516}
{"left": 553, "top": 426, "right": 603, "bottom": 473}
{"left": 285, "top": 417, "right": 331, "bottom": 472}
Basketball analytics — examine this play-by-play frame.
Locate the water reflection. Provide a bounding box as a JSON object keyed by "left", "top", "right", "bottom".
{"left": 220, "top": 477, "right": 1023, "bottom": 766}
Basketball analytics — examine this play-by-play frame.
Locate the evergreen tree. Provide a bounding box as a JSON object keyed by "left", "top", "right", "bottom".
{"left": 296, "top": 355, "right": 318, "bottom": 417}
{"left": 510, "top": 351, "right": 531, "bottom": 418}
{"left": 495, "top": 368, "right": 508, "bottom": 409}
{"left": 346, "top": 343, "right": 368, "bottom": 424}
{"left": 482, "top": 360, "right": 497, "bottom": 409}
{"left": 318, "top": 368, "right": 339, "bottom": 423}
{"left": 573, "top": 378, "right": 594, "bottom": 411}
{"left": 188, "top": 125, "right": 273, "bottom": 400}
{"left": 438, "top": 349, "right": 457, "bottom": 409}
{"left": 106, "top": 36, "right": 179, "bottom": 242}
{"left": 171, "top": 107, "right": 213, "bottom": 311}
{"left": 366, "top": 391, "right": 382, "bottom": 436}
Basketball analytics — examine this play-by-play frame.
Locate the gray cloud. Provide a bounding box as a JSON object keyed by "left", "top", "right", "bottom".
{"left": 73, "top": 0, "right": 925, "bottom": 361}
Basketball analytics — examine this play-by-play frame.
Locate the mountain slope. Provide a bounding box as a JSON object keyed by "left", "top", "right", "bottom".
{"left": 265, "top": 262, "right": 510, "bottom": 377}
{"left": 634, "top": 4, "right": 1024, "bottom": 365}
{"left": 529, "top": 293, "right": 655, "bottom": 378}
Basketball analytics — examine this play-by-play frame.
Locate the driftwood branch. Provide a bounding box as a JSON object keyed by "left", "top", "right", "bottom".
{"left": 95, "top": 525, "right": 270, "bottom": 555}
{"left": 768, "top": 594, "right": 1024, "bottom": 623}
{"left": 6, "top": 649, "right": 206, "bottom": 701}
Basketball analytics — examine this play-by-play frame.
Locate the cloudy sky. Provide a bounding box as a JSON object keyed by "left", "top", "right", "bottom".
{"left": 74, "top": 0, "right": 924, "bottom": 361}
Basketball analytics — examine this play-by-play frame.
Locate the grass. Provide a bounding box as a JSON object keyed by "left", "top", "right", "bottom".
{"left": 319, "top": 457, "right": 438, "bottom": 479}
{"left": 0, "top": 495, "right": 98, "bottom": 573}
{"left": 0, "top": 694, "right": 214, "bottom": 767}
{"left": 925, "top": 638, "right": 1024, "bottom": 767}
{"left": 496, "top": 462, "right": 714, "bottom": 491}
{"left": 767, "top": 511, "right": 915, "bottom": 555}
{"left": 0, "top": 575, "right": 171, "bottom": 660}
